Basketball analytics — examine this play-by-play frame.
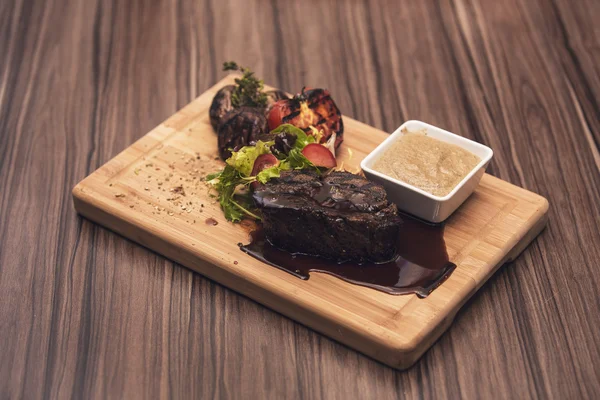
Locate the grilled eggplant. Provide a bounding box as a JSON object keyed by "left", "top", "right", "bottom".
{"left": 217, "top": 107, "right": 268, "bottom": 159}
{"left": 209, "top": 85, "right": 235, "bottom": 130}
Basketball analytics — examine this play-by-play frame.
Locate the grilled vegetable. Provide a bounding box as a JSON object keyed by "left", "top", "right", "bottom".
{"left": 217, "top": 107, "right": 268, "bottom": 159}
{"left": 267, "top": 88, "right": 344, "bottom": 149}
{"left": 209, "top": 85, "right": 235, "bottom": 130}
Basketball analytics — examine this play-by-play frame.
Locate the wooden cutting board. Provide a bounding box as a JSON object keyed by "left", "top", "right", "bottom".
{"left": 72, "top": 75, "right": 549, "bottom": 369}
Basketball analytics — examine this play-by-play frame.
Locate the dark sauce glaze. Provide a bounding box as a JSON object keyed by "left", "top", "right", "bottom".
{"left": 205, "top": 217, "right": 218, "bottom": 226}
{"left": 240, "top": 213, "right": 456, "bottom": 298}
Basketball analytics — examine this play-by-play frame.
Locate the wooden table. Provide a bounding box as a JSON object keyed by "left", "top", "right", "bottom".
{"left": 1, "top": 0, "right": 598, "bottom": 398}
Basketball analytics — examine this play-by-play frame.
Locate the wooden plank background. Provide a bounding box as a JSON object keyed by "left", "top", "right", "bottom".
{"left": 0, "top": 0, "right": 599, "bottom": 398}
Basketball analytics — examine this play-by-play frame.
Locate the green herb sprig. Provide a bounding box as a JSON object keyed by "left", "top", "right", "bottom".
{"left": 223, "top": 61, "right": 268, "bottom": 109}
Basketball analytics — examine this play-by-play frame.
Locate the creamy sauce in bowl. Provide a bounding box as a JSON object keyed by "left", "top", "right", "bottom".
{"left": 372, "top": 129, "right": 481, "bottom": 197}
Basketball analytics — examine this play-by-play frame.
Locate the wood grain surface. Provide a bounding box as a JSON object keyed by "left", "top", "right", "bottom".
{"left": 0, "top": 0, "right": 599, "bottom": 398}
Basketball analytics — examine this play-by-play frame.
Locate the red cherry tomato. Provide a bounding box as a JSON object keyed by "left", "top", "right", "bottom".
{"left": 251, "top": 154, "right": 279, "bottom": 176}
{"left": 301, "top": 144, "right": 337, "bottom": 168}
{"left": 267, "top": 100, "right": 288, "bottom": 131}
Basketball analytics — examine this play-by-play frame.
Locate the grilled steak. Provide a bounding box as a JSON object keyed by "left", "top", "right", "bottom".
{"left": 253, "top": 170, "right": 400, "bottom": 262}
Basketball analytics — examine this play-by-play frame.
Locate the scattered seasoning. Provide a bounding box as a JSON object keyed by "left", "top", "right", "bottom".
{"left": 109, "top": 183, "right": 113, "bottom": 187}
{"left": 117, "top": 145, "right": 219, "bottom": 220}
{"left": 233, "top": 261, "right": 239, "bottom": 265}
{"left": 170, "top": 185, "right": 186, "bottom": 196}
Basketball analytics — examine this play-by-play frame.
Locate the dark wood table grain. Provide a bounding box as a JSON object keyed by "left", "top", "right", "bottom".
{"left": 1, "top": 0, "right": 599, "bottom": 398}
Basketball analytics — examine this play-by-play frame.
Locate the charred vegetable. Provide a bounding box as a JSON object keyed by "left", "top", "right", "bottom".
{"left": 209, "top": 85, "right": 235, "bottom": 130}
{"left": 210, "top": 61, "right": 343, "bottom": 160}
{"left": 264, "top": 90, "right": 289, "bottom": 115}
{"left": 267, "top": 88, "right": 344, "bottom": 149}
{"left": 217, "top": 107, "right": 268, "bottom": 159}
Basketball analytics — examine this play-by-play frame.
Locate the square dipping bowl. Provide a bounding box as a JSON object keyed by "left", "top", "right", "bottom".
{"left": 361, "top": 120, "right": 494, "bottom": 223}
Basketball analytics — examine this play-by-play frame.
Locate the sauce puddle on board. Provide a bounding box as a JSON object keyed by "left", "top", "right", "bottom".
{"left": 205, "top": 217, "right": 218, "bottom": 226}
{"left": 240, "top": 214, "right": 456, "bottom": 298}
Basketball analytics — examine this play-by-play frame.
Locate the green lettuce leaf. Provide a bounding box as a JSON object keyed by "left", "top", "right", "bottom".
{"left": 255, "top": 162, "right": 292, "bottom": 184}
{"left": 286, "top": 148, "right": 317, "bottom": 170}
{"left": 207, "top": 164, "right": 259, "bottom": 222}
{"left": 226, "top": 140, "right": 274, "bottom": 177}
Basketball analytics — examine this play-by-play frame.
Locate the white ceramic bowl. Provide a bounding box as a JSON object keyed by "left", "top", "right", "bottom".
{"left": 361, "top": 120, "right": 493, "bottom": 223}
